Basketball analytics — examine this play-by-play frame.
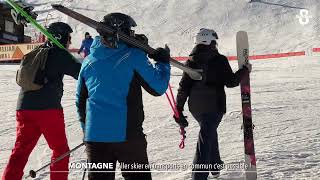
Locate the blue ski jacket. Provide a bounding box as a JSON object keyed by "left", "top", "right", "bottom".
{"left": 79, "top": 37, "right": 94, "bottom": 55}
{"left": 76, "top": 36, "right": 170, "bottom": 142}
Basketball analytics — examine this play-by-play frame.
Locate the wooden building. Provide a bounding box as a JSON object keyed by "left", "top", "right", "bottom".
{"left": 0, "top": 2, "right": 31, "bottom": 45}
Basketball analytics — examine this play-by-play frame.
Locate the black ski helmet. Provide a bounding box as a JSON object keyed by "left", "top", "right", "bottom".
{"left": 47, "top": 22, "right": 73, "bottom": 46}
{"left": 101, "top": 13, "right": 137, "bottom": 35}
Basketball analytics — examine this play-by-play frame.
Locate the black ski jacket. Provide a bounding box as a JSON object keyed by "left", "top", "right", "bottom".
{"left": 176, "top": 44, "right": 248, "bottom": 114}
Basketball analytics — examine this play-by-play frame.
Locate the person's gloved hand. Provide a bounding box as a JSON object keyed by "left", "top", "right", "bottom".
{"left": 148, "top": 45, "right": 170, "bottom": 63}
{"left": 243, "top": 63, "right": 252, "bottom": 73}
{"left": 173, "top": 110, "right": 188, "bottom": 128}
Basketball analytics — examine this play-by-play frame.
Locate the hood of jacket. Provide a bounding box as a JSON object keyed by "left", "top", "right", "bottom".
{"left": 89, "top": 36, "right": 129, "bottom": 61}
{"left": 189, "top": 44, "right": 219, "bottom": 65}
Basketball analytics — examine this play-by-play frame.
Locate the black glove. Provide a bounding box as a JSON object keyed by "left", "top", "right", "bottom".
{"left": 173, "top": 110, "right": 188, "bottom": 128}
{"left": 148, "top": 45, "right": 170, "bottom": 63}
{"left": 135, "top": 34, "right": 148, "bottom": 45}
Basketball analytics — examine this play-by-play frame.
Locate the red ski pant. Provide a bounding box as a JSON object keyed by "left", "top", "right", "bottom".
{"left": 2, "top": 109, "right": 70, "bottom": 180}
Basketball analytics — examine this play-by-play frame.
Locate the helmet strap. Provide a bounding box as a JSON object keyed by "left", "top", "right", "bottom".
{"left": 112, "top": 31, "right": 119, "bottom": 48}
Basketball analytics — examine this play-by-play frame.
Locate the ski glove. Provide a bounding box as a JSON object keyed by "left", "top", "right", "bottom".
{"left": 173, "top": 110, "right": 189, "bottom": 128}
{"left": 148, "top": 45, "right": 170, "bottom": 63}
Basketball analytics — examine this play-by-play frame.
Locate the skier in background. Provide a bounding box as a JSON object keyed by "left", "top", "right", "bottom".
{"left": 78, "top": 32, "right": 94, "bottom": 57}
{"left": 76, "top": 13, "right": 170, "bottom": 180}
{"left": 174, "top": 28, "right": 251, "bottom": 180}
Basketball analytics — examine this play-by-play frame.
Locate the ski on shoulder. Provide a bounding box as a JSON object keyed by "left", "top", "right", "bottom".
{"left": 51, "top": 4, "right": 203, "bottom": 80}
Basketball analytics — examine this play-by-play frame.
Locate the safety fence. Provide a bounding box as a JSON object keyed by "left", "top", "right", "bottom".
{"left": 0, "top": 43, "right": 319, "bottom": 63}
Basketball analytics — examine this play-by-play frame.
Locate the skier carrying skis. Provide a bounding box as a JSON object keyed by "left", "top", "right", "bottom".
{"left": 76, "top": 13, "right": 170, "bottom": 180}
{"left": 78, "top": 32, "right": 93, "bottom": 57}
{"left": 2, "top": 22, "right": 81, "bottom": 180}
{"left": 174, "top": 28, "right": 251, "bottom": 180}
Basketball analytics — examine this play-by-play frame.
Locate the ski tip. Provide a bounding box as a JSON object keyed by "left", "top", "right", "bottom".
{"left": 237, "top": 31, "right": 247, "bottom": 36}
{"left": 51, "top": 4, "right": 63, "bottom": 9}
{"left": 236, "top": 31, "right": 248, "bottom": 43}
{"left": 237, "top": 31, "right": 247, "bottom": 33}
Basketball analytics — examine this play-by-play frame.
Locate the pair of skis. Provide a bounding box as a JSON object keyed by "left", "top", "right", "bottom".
{"left": 50, "top": 4, "right": 203, "bottom": 80}
{"left": 236, "top": 31, "right": 257, "bottom": 180}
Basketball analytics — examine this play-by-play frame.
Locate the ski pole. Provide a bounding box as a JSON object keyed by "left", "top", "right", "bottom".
{"left": 81, "top": 159, "right": 88, "bottom": 180}
{"left": 165, "top": 84, "right": 186, "bottom": 149}
{"left": 168, "top": 84, "right": 186, "bottom": 149}
{"left": 25, "top": 142, "right": 85, "bottom": 179}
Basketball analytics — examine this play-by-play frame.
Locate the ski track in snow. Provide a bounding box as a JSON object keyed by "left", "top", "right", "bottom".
{"left": 0, "top": 56, "right": 319, "bottom": 179}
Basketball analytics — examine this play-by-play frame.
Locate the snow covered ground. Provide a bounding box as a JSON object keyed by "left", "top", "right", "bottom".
{"left": 0, "top": 55, "right": 319, "bottom": 179}
{"left": 1, "top": 0, "right": 320, "bottom": 179}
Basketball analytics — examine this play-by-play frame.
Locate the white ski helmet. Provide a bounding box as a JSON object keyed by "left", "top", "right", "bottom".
{"left": 194, "top": 28, "right": 218, "bottom": 45}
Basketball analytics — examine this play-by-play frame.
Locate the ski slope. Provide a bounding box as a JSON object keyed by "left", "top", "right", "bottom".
{"left": 0, "top": 56, "right": 319, "bottom": 179}
{"left": 1, "top": 0, "right": 320, "bottom": 179}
